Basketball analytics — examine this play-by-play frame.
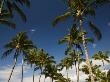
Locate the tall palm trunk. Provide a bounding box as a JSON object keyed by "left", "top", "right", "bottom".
{"left": 33, "top": 66, "right": 35, "bottom": 82}
{"left": 39, "top": 74, "right": 42, "bottom": 82}
{"left": 80, "top": 20, "right": 94, "bottom": 82}
{"left": 44, "top": 76, "right": 46, "bottom": 82}
{"left": 21, "top": 57, "right": 24, "bottom": 82}
{"left": 82, "top": 34, "right": 94, "bottom": 82}
{"left": 77, "top": 60, "right": 80, "bottom": 82}
{"left": 66, "top": 69, "right": 68, "bottom": 80}
{"left": 50, "top": 78, "right": 53, "bottom": 82}
{"left": 76, "top": 48, "right": 80, "bottom": 82}
{"left": 102, "top": 60, "right": 104, "bottom": 67}
{"left": 75, "top": 62, "right": 77, "bottom": 76}
{"left": 39, "top": 68, "right": 42, "bottom": 82}
{"left": 8, "top": 58, "right": 17, "bottom": 82}
{"left": 52, "top": 78, "right": 53, "bottom": 82}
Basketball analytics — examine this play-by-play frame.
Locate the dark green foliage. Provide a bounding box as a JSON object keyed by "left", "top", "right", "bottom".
{"left": 89, "top": 21, "right": 102, "bottom": 40}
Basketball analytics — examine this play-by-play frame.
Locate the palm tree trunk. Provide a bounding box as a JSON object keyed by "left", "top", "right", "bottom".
{"left": 75, "top": 62, "right": 77, "bottom": 77}
{"left": 76, "top": 48, "right": 80, "bottom": 82}
{"left": 82, "top": 34, "right": 94, "bottom": 82}
{"left": 77, "top": 61, "right": 80, "bottom": 82}
{"left": 102, "top": 60, "right": 104, "bottom": 67}
{"left": 39, "top": 74, "right": 42, "bottom": 82}
{"left": 52, "top": 78, "right": 53, "bottom": 82}
{"left": 44, "top": 76, "right": 46, "bottom": 82}
{"left": 39, "top": 68, "right": 42, "bottom": 82}
{"left": 50, "top": 78, "right": 53, "bottom": 82}
{"left": 8, "top": 58, "right": 17, "bottom": 82}
{"left": 33, "top": 67, "right": 35, "bottom": 82}
{"left": 66, "top": 69, "right": 68, "bottom": 79}
{"left": 80, "top": 20, "right": 94, "bottom": 82}
{"left": 21, "top": 57, "right": 24, "bottom": 82}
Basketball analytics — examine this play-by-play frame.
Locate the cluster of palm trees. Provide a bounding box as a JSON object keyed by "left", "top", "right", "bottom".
{"left": 52, "top": 0, "right": 110, "bottom": 82}
{"left": 1, "top": 32, "right": 110, "bottom": 82}
{"left": 0, "top": 0, "right": 110, "bottom": 82}
{"left": 1, "top": 32, "right": 71, "bottom": 82}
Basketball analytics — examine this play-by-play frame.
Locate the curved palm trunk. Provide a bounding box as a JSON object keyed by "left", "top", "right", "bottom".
{"left": 8, "top": 58, "right": 17, "bottom": 82}
{"left": 82, "top": 34, "right": 94, "bottom": 82}
{"left": 21, "top": 57, "right": 24, "bottom": 82}
{"left": 80, "top": 20, "right": 94, "bottom": 82}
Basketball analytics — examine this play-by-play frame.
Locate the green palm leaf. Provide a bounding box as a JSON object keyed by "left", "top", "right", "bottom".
{"left": 12, "top": 2, "right": 27, "bottom": 22}
{"left": 0, "top": 19, "right": 16, "bottom": 29}
{"left": 1, "top": 48, "right": 14, "bottom": 59}
{"left": 89, "top": 21, "right": 102, "bottom": 40}
{"left": 52, "top": 12, "right": 72, "bottom": 26}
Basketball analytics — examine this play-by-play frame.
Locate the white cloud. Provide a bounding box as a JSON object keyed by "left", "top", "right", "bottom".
{"left": 0, "top": 64, "right": 50, "bottom": 82}
{"left": 0, "top": 58, "right": 110, "bottom": 82}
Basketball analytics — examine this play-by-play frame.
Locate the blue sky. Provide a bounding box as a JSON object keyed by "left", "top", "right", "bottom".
{"left": 0, "top": 0, "right": 110, "bottom": 82}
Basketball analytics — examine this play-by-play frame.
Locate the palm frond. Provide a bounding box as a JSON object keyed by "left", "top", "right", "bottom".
{"left": 22, "top": 0, "right": 31, "bottom": 7}
{"left": 52, "top": 12, "right": 72, "bottom": 26}
{"left": 12, "top": 2, "right": 27, "bottom": 22}
{"left": 0, "top": 10, "right": 13, "bottom": 18}
{"left": 15, "top": 0, "right": 31, "bottom": 7}
{"left": 0, "top": 19, "right": 16, "bottom": 29}
{"left": 89, "top": 21, "right": 102, "bottom": 40}
{"left": 85, "top": 37, "right": 94, "bottom": 43}
{"left": 85, "top": 7, "right": 96, "bottom": 17}
{"left": 58, "top": 38, "right": 67, "bottom": 44}
{"left": 1, "top": 48, "right": 13, "bottom": 59}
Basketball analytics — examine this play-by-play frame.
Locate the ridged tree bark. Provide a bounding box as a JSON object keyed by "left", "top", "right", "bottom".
{"left": 8, "top": 58, "right": 17, "bottom": 82}
{"left": 80, "top": 20, "right": 94, "bottom": 82}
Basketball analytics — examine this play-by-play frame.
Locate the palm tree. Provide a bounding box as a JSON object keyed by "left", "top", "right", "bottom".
{"left": 58, "top": 56, "right": 73, "bottom": 80}
{"left": 24, "top": 48, "right": 38, "bottom": 82}
{"left": 58, "top": 26, "right": 92, "bottom": 82}
{"left": 36, "top": 49, "right": 56, "bottom": 82}
{"left": 1, "top": 32, "right": 35, "bottom": 82}
{"left": 92, "top": 51, "right": 110, "bottom": 66}
{"left": 43, "top": 64, "right": 63, "bottom": 82}
{"left": 52, "top": 0, "right": 110, "bottom": 82}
